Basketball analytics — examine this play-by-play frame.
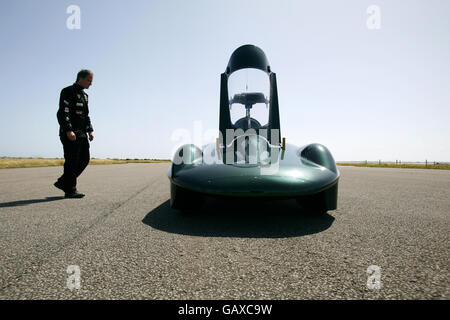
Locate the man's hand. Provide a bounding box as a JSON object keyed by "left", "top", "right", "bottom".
{"left": 66, "top": 131, "right": 76, "bottom": 141}
{"left": 89, "top": 132, "right": 94, "bottom": 141}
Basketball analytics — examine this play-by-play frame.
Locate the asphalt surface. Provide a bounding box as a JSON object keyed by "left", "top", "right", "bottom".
{"left": 0, "top": 163, "right": 448, "bottom": 299}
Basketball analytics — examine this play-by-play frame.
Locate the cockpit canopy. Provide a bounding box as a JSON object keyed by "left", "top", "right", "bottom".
{"left": 219, "top": 44, "right": 281, "bottom": 146}
{"left": 228, "top": 68, "right": 270, "bottom": 130}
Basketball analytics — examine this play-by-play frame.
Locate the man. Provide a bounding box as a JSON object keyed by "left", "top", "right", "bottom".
{"left": 54, "top": 69, "right": 94, "bottom": 198}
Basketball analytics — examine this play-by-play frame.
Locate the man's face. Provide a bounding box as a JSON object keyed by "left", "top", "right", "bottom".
{"left": 78, "top": 74, "right": 93, "bottom": 89}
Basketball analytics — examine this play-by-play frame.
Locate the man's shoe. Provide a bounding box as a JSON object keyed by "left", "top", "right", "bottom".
{"left": 64, "top": 191, "right": 85, "bottom": 198}
{"left": 54, "top": 180, "right": 65, "bottom": 192}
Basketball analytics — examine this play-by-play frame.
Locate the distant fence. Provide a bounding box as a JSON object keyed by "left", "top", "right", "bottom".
{"left": 336, "top": 160, "right": 450, "bottom": 169}
{"left": 337, "top": 160, "right": 450, "bottom": 165}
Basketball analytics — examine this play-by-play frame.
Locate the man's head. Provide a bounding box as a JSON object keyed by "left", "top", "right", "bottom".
{"left": 76, "top": 69, "right": 93, "bottom": 89}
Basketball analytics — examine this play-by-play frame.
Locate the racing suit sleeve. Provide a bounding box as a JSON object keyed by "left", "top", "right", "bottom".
{"left": 85, "top": 104, "right": 93, "bottom": 133}
{"left": 57, "top": 88, "right": 74, "bottom": 133}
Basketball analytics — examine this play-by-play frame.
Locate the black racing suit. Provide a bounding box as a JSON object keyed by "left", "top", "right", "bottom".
{"left": 56, "top": 83, "right": 94, "bottom": 193}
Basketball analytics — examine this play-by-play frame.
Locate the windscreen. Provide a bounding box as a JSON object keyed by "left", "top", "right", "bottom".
{"left": 228, "top": 68, "right": 270, "bottom": 128}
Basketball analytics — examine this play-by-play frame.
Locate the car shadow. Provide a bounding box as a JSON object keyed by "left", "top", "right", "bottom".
{"left": 142, "top": 197, "right": 335, "bottom": 238}
{"left": 0, "top": 196, "right": 65, "bottom": 208}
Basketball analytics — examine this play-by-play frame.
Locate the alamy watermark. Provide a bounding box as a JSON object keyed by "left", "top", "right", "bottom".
{"left": 170, "top": 121, "right": 282, "bottom": 175}
{"left": 366, "top": 5, "right": 381, "bottom": 30}
{"left": 366, "top": 265, "right": 382, "bottom": 290}
{"left": 66, "top": 5, "right": 81, "bottom": 30}
{"left": 66, "top": 265, "right": 81, "bottom": 290}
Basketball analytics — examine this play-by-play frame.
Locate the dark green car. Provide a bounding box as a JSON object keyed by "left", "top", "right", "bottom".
{"left": 169, "top": 45, "right": 339, "bottom": 214}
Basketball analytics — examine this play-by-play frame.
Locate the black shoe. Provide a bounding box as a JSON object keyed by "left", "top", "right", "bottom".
{"left": 64, "top": 191, "right": 85, "bottom": 198}
{"left": 54, "top": 181, "right": 65, "bottom": 192}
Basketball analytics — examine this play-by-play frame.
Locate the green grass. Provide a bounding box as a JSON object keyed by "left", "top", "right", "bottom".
{"left": 0, "top": 157, "right": 170, "bottom": 169}
{"left": 337, "top": 162, "right": 450, "bottom": 170}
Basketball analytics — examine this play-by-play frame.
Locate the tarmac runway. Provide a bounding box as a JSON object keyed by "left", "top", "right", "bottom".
{"left": 0, "top": 163, "right": 448, "bottom": 299}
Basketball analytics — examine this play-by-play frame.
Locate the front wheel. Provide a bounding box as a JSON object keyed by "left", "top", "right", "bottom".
{"left": 296, "top": 182, "right": 338, "bottom": 214}
{"left": 170, "top": 183, "right": 204, "bottom": 211}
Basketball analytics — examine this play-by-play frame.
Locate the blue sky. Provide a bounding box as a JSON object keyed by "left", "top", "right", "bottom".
{"left": 0, "top": 0, "right": 449, "bottom": 161}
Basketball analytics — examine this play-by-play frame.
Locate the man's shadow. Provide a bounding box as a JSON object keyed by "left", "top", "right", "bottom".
{"left": 0, "top": 196, "right": 65, "bottom": 208}
{"left": 142, "top": 197, "right": 335, "bottom": 239}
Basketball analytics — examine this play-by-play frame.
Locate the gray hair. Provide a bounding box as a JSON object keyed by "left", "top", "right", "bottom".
{"left": 76, "top": 69, "right": 93, "bottom": 81}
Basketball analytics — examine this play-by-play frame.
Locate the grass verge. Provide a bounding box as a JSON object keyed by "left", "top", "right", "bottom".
{"left": 0, "top": 158, "right": 170, "bottom": 169}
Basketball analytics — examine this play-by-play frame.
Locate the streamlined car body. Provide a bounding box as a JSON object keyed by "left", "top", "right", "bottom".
{"left": 168, "top": 44, "right": 339, "bottom": 213}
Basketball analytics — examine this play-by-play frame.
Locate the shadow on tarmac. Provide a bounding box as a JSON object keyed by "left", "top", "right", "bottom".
{"left": 142, "top": 198, "right": 335, "bottom": 239}
{"left": 0, "top": 196, "right": 65, "bottom": 208}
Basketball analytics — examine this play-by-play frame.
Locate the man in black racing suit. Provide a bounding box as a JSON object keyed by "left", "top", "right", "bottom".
{"left": 54, "top": 69, "right": 94, "bottom": 198}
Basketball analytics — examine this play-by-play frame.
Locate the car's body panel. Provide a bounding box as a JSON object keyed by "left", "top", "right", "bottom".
{"left": 169, "top": 143, "right": 339, "bottom": 198}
